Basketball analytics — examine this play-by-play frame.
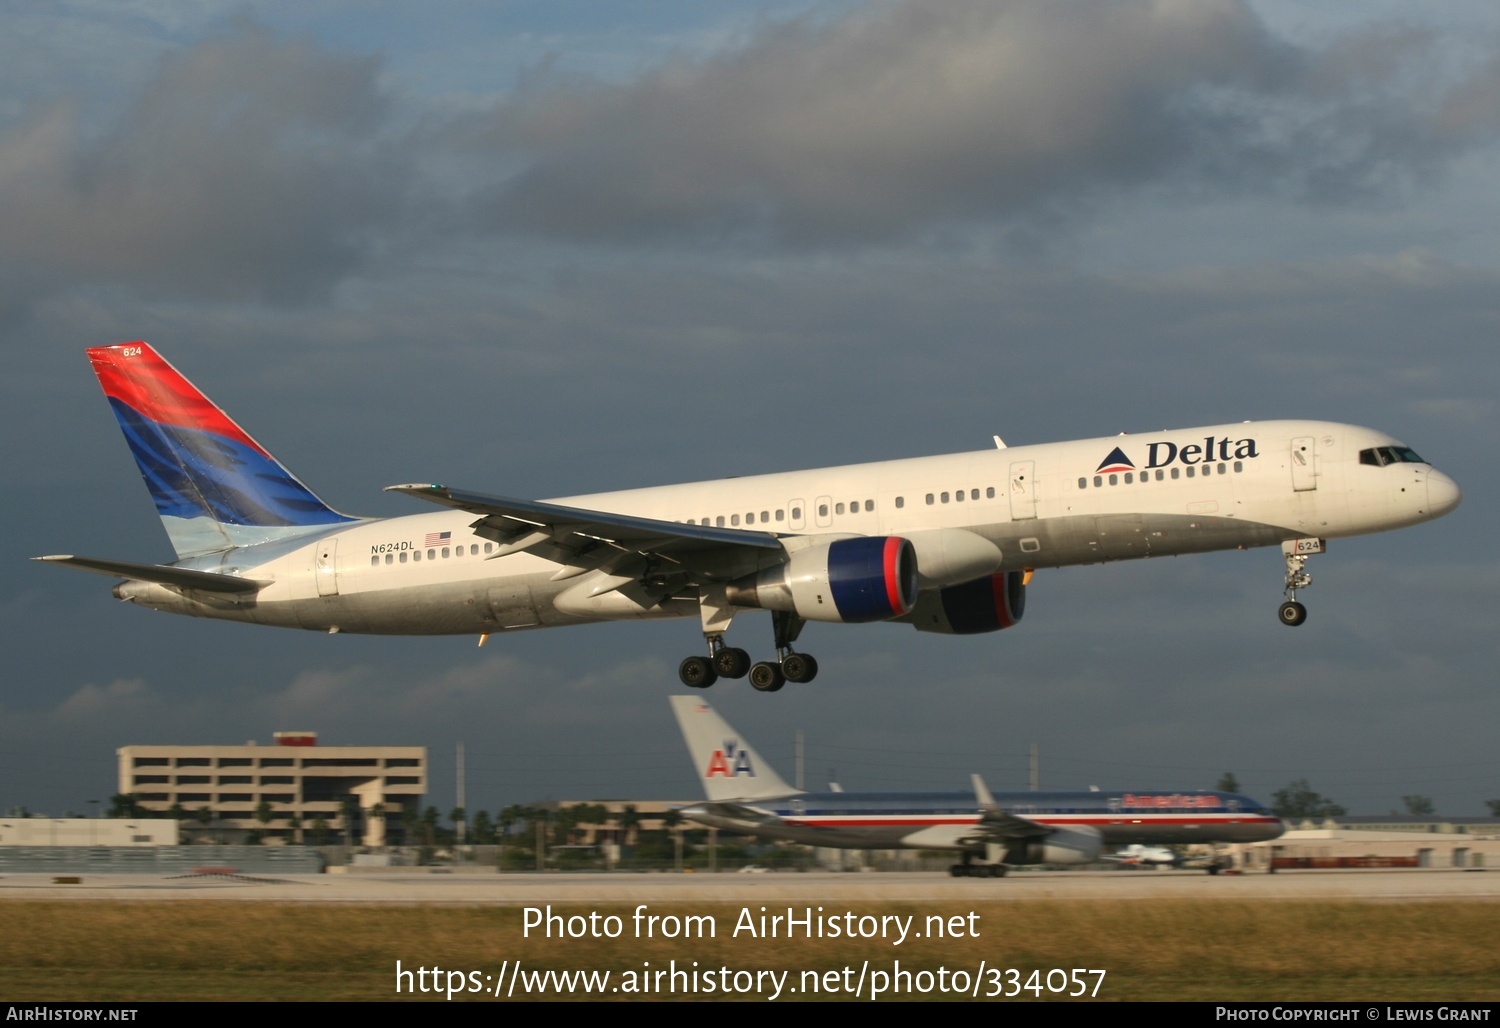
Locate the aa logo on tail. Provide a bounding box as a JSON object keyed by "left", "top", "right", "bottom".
{"left": 704, "top": 740, "right": 755, "bottom": 778}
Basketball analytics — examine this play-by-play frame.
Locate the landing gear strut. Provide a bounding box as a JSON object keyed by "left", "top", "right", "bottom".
{"left": 1278, "top": 539, "right": 1321, "bottom": 627}
{"left": 676, "top": 596, "right": 819, "bottom": 691}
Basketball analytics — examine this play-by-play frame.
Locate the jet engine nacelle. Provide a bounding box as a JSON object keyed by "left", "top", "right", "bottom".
{"left": 902, "top": 570, "right": 1027, "bottom": 634}
{"left": 902, "top": 528, "right": 1004, "bottom": 588}
{"left": 1010, "top": 825, "right": 1103, "bottom": 865}
{"left": 726, "top": 536, "right": 918, "bottom": 624}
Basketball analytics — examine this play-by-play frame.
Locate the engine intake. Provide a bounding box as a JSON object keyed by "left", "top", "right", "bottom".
{"left": 903, "top": 570, "right": 1026, "bottom": 634}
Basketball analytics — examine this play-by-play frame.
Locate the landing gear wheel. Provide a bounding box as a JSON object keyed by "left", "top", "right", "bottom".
{"left": 1278, "top": 600, "right": 1307, "bottom": 626}
{"left": 749, "top": 661, "right": 785, "bottom": 692}
{"left": 949, "top": 865, "right": 965, "bottom": 878}
{"left": 781, "top": 653, "right": 818, "bottom": 683}
{"left": 713, "top": 646, "right": 751, "bottom": 679}
{"left": 678, "top": 656, "right": 718, "bottom": 688}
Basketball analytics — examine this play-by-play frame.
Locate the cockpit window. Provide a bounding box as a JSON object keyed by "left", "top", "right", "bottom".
{"left": 1360, "top": 446, "right": 1425, "bottom": 467}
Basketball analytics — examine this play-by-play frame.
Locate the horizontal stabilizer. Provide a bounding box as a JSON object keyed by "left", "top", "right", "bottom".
{"left": 33, "top": 555, "right": 265, "bottom": 594}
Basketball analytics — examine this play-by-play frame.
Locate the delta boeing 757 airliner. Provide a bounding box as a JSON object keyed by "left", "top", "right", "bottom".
{"left": 37, "top": 342, "right": 1460, "bottom": 691}
{"left": 670, "top": 696, "right": 1283, "bottom": 876}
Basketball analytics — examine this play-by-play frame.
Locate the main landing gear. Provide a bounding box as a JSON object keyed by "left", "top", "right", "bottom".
{"left": 1277, "top": 538, "right": 1322, "bottom": 627}
{"left": 950, "top": 857, "right": 1008, "bottom": 878}
{"left": 678, "top": 608, "right": 819, "bottom": 692}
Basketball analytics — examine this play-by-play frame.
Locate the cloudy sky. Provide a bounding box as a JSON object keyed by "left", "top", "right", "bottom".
{"left": 5, "top": 0, "right": 1497, "bottom": 820}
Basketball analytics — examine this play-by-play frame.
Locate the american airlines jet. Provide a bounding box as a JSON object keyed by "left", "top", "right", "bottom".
{"left": 670, "top": 696, "right": 1283, "bottom": 876}
{"left": 37, "top": 342, "right": 1461, "bottom": 691}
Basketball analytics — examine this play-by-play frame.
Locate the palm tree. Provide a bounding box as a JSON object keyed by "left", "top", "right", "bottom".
{"left": 662, "top": 809, "right": 685, "bottom": 871}
{"left": 254, "top": 799, "right": 274, "bottom": 826}
{"left": 617, "top": 804, "right": 642, "bottom": 846}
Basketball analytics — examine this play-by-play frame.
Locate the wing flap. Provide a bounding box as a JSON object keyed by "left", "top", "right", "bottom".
{"left": 34, "top": 555, "right": 265, "bottom": 594}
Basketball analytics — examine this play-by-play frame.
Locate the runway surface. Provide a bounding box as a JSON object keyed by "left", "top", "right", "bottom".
{"left": 2, "top": 868, "right": 1496, "bottom": 903}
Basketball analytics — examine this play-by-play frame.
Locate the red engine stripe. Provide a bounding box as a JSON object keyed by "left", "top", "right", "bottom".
{"left": 883, "top": 537, "right": 907, "bottom": 615}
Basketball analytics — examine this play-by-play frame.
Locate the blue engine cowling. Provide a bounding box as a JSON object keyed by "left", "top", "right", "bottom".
{"left": 726, "top": 536, "right": 919, "bottom": 624}
{"left": 902, "top": 570, "right": 1026, "bottom": 634}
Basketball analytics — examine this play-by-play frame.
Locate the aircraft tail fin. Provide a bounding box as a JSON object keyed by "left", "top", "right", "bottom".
{"left": 669, "top": 696, "right": 799, "bottom": 802}
{"left": 87, "top": 342, "right": 356, "bottom": 558}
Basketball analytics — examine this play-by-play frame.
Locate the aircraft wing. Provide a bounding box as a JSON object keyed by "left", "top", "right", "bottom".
{"left": 970, "top": 808, "right": 1054, "bottom": 842}
{"left": 32, "top": 555, "right": 265, "bottom": 594}
{"left": 386, "top": 484, "right": 785, "bottom": 571}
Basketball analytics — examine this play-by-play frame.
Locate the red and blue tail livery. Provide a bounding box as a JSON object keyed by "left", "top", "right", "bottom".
{"left": 89, "top": 342, "right": 354, "bottom": 557}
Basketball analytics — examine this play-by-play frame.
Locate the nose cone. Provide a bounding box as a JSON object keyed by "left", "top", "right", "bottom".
{"left": 1426, "top": 469, "right": 1462, "bottom": 518}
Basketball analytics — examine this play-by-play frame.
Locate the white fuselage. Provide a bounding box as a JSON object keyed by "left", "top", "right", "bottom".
{"left": 115, "top": 419, "right": 1460, "bottom": 635}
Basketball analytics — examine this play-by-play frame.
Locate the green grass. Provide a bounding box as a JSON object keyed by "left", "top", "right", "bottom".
{"left": 3, "top": 900, "right": 1497, "bottom": 1001}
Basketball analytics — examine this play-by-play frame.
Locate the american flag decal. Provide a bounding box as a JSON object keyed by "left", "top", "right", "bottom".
{"left": 424, "top": 531, "right": 452, "bottom": 547}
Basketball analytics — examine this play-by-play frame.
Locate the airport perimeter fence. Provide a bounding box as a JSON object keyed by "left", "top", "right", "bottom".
{"left": 0, "top": 845, "right": 323, "bottom": 875}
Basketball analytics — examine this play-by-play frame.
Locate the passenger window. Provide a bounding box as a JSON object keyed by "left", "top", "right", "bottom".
{"left": 791, "top": 507, "right": 801, "bottom": 520}
{"left": 818, "top": 504, "right": 828, "bottom": 517}
{"left": 471, "top": 544, "right": 479, "bottom": 555}
{"left": 775, "top": 509, "right": 784, "bottom": 521}
{"left": 484, "top": 543, "right": 493, "bottom": 553}
{"left": 1093, "top": 476, "right": 1102, "bottom": 487}
{"left": 413, "top": 551, "right": 421, "bottom": 562}
{"left": 400, "top": 551, "right": 408, "bottom": 563}
{"left": 1109, "top": 474, "right": 1118, "bottom": 485}
{"left": 1218, "top": 463, "right": 1227, "bottom": 475}
{"left": 716, "top": 516, "right": 725, "bottom": 527}
{"left": 1171, "top": 468, "right": 1180, "bottom": 479}
{"left": 895, "top": 496, "right": 904, "bottom": 509}
{"left": 986, "top": 487, "right": 995, "bottom": 498}
{"left": 926, "top": 494, "right": 934, "bottom": 505}
{"left": 941, "top": 492, "right": 950, "bottom": 503}
{"left": 954, "top": 490, "right": 964, "bottom": 502}
{"left": 384, "top": 554, "right": 393, "bottom": 565}
{"left": 370, "top": 556, "right": 379, "bottom": 567}
{"left": 864, "top": 500, "right": 874, "bottom": 512}
{"left": 1155, "top": 470, "right": 1164, "bottom": 481}
{"left": 835, "top": 503, "right": 845, "bottom": 515}
{"left": 970, "top": 489, "right": 978, "bottom": 500}
{"left": 442, "top": 547, "right": 450, "bottom": 557}
{"left": 761, "top": 511, "right": 770, "bottom": 522}
{"left": 1186, "top": 467, "right": 1195, "bottom": 478}
{"left": 731, "top": 514, "right": 740, "bottom": 526}
{"left": 1234, "top": 462, "right": 1242, "bottom": 472}
{"left": 1124, "top": 472, "right": 1133, "bottom": 484}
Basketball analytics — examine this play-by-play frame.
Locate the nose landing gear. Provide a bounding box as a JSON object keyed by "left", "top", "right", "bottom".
{"left": 1278, "top": 538, "right": 1322, "bottom": 627}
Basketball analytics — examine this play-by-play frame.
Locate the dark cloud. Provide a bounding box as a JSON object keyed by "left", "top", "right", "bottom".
{"left": 0, "top": 23, "right": 401, "bottom": 318}
{"left": 465, "top": 0, "right": 1500, "bottom": 245}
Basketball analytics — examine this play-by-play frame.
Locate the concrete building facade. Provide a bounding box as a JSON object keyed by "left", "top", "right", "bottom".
{"left": 117, "top": 731, "right": 426, "bottom": 845}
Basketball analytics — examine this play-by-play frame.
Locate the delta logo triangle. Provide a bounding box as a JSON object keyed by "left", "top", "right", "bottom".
{"left": 1095, "top": 446, "right": 1135, "bottom": 474}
